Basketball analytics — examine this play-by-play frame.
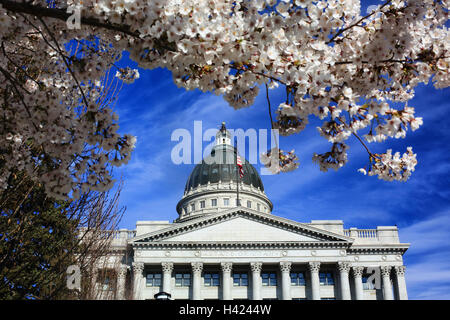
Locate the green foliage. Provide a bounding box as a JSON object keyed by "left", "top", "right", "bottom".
{"left": 0, "top": 173, "right": 79, "bottom": 299}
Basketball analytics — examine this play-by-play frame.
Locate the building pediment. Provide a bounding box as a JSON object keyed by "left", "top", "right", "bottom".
{"left": 131, "top": 208, "right": 353, "bottom": 246}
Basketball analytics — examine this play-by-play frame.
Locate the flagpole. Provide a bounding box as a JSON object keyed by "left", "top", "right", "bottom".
{"left": 235, "top": 142, "right": 240, "bottom": 207}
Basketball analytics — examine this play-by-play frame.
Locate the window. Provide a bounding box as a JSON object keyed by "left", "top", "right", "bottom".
{"left": 190, "top": 203, "right": 195, "bottom": 212}
{"left": 175, "top": 273, "right": 191, "bottom": 287}
{"left": 211, "top": 199, "right": 217, "bottom": 206}
{"left": 319, "top": 272, "right": 334, "bottom": 286}
{"left": 224, "top": 198, "right": 230, "bottom": 206}
{"left": 362, "top": 275, "right": 376, "bottom": 290}
{"left": 204, "top": 273, "right": 220, "bottom": 287}
{"left": 236, "top": 199, "right": 241, "bottom": 206}
{"left": 290, "top": 272, "right": 306, "bottom": 286}
{"left": 247, "top": 200, "right": 252, "bottom": 208}
{"left": 233, "top": 273, "right": 248, "bottom": 286}
{"left": 146, "top": 273, "right": 161, "bottom": 287}
{"left": 257, "top": 203, "right": 261, "bottom": 211}
{"left": 262, "top": 273, "right": 277, "bottom": 286}
{"left": 200, "top": 201, "right": 205, "bottom": 209}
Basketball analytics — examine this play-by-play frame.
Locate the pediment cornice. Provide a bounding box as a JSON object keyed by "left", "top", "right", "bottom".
{"left": 348, "top": 244, "right": 410, "bottom": 255}
{"left": 131, "top": 208, "right": 354, "bottom": 245}
{"left": 132, "top": 241, "right": 351, "bottom": 250}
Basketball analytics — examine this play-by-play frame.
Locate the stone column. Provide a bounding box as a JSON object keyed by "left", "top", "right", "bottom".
{"left": 90, "top": 268, "right": 98, "bottom": 299}
{"left": 308, "top": 262, "right": 321, "bottom": 300}
{"left": 116, "top": 265, "right": 128, "bottom": 300}
{"left": 250, "top": 262, "right": 263, "bottom": 300}
{"left": 280, "top": 262, "right": 292, "bottom": 300}
{"left": 394, "top": 266, "right": 408, "bottom": 300}
{"left": 337, "top": 262, "right": 351, "bottom": 300}
{"left": 161, "top": 262, "right": 174, "bottom": 294}
{"left": 381, "top": 266, "right": 393, "bottom": 300}
{"left": 352, "top": 266, "right": 364, "bottom": 300}
{"left": 221, "top": 262, "right": 233, "bottom": 300}
{"left": 132, "top": 262, "right": 144, "bottom": 300}
{"left": 191, "top": 262, "right": 203, "bottom": 300}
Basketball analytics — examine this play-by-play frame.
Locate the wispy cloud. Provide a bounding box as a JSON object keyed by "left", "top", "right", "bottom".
{"left": 400, "top": 211, "right": 450, "bottom": 299}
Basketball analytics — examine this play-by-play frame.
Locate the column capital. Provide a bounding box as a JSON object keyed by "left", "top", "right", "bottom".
{"left": 118, "top": 265, "right": 128, "bottom": 278}
{"left": 220, "top": 262, "right": 233, "bottom": 273}
{"left": 132, "top": 262, "right": 144, "bottom": 274}
{"left": 162, "top": 262, "right": 174, "bottom": 273}
{"left": 394, "top": 265, "right": 406, "bottom": 276}
{"left": 280, "top": 261, "right": 292, "bottom": 273}
{"left": 352, "top": 266, "right": 364, "bottom": 277}
{"left": 250, "top": 262, "right": 263, "bottom": 273}
{"left": 308, "top": 261, "right": 321, "bottom": 273}
{"left": 337, "top": 262, "right": 351, "bottom": 273}
{"left": 191, "top": 262, "right": 203, "bottom": 274}
{"left": 381, "top": 265, "right": 392, "bottom": 277}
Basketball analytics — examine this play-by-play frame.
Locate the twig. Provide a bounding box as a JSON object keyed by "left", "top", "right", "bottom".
{"left": 327, "top": 0, "right": 393, "bottom": 44}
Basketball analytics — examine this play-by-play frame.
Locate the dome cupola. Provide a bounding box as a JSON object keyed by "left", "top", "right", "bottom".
{"left": 176, "top": 123, "right": 273, "bottom": 222}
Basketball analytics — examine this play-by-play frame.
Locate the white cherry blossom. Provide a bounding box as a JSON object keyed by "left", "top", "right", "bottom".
{"left": 0, "top": 0, "right": 448, "bottom": 199}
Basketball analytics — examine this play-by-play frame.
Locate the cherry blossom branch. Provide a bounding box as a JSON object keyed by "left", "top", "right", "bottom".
{"left": 335, "top": 55, "right": 448, "bottom": 66}
{"left": 230, "top": 65, "right": 288, "bottom": 86}
{"left": 0, "top": 0, "right": 139, "bottom": 37}
{"left": 335, "top": 116, "right": 376, "bottom": 160}
{"left": 37, "top": 16, "right": 90, "bottom": 109}
{"left": 327, "top": 0, "right": 393, "bottom": 44}
{"left": 265, "top": 83, "right": 275, "bottom": 130}
{"left": 1, "top": 42, "right": 41, "bottom": 87}
{"left": 1, "top": 0, "right": 177, "bottom": 54}
{"left": 0, "top": 66, "right": 39, "bottom": 132}
{"left": 265, "top": 83, "right": 279, "bottom": 151}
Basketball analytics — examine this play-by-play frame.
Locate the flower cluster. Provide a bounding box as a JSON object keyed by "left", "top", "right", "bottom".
{"left": 0, "top": 0, "right": 448, "bottom": 198}
{"left": 115, "top": 67, "right": 140, "bottom": 84}
{"left": 274, "top": 103, "right": 308, "bottom": 136}
{"left": 312, "top": 143, "right": 349, "bottom": 172}
{"left": 261, "top": 147, "right": 299, "bottom": 174}
{"left": 0, "top": 7, "right": 136, "bottom": 199}
{"left": 359, "top": 147, "right": 418, "bottom": 181}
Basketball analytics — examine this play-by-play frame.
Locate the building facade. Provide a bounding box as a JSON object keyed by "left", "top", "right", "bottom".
{"left": 101, "top": 124, "right": 409, "bottom": 300}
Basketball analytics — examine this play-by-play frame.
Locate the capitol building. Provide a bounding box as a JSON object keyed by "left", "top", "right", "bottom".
{"left": 99, "top": 124, "right": 409, "bottom": 300}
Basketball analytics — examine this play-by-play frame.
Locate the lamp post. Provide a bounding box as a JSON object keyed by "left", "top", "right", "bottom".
{"left": 154, "top": 291, "right": 172, "bottom": 300}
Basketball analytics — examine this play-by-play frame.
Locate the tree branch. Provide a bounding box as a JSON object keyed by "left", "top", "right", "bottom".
{"left": 327, "top": 0, "right": 393, "bottom": 44}
{"left": 0, "top": 0, "right": 139, "bottom": 38}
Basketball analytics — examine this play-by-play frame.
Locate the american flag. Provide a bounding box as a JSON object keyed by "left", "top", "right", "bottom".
{"left": 237, "top": 154, "right": 244, "bottom": 178}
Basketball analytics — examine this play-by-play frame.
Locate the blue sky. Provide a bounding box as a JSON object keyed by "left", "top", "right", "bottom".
{"left": 109, "top": 1, "right": 450, "bottom": 300}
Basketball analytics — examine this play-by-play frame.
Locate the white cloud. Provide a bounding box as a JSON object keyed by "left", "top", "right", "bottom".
{"left": 400, "top": 211, "right": 450, "bottom": 254}
{"left": 399, "top": 211, "right": 450, "bottom": 299}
